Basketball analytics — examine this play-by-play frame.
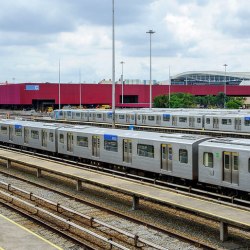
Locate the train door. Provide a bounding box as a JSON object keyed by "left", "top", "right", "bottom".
{"left": 142, "top": 115, "right": 146, "bottom": 124}
{"left": 9, "top": 125, "right": 13, "bottom": 141}
{"left": 123, "top": 139, "right": 132, "bottom": 163}
{"left": 24, "top": 128, "right": 29, "bottom": 144}
{"left": 126, "top": 114, "right": 130, "bottom": 123}
{"left": 235, "top": 118, "right": 241, "bottom": 131}
{"left": 161, "top": 144, "right": 172, "bottom": 171}
{"left": 67, "top": 132, "right": 74, "bottom": 152}
{"left": 156, "top": 115, "right": 161, "bottom": 125}
{"left": 189, "top": 117, "right": 195, "bottom": 127}
{"left": 172, "top": 116, "right": 177, "bottom": 126}
{"left": 93, "top": 113, "right": 96, "bottom": 122}
{"left": 213, "top": 118, "right": 219, "bottom": 129}
{"left": 92, "top": 135, "right": 100, "bottom": 157}
{"left": 223, "top": 152, "right": 239, "bottom": 185}
{"left": 42, "top": 129, "right": 47, "bottom": 147}
{"left": 103, "top": 113, "right": 106, "bottom": 122}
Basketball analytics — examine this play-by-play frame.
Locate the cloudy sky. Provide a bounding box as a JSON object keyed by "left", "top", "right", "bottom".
{"left": 1, "top": 0, "right": 250, "bottom": 83}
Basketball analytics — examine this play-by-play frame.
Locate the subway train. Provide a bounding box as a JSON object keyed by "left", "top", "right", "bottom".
{"left": 0, "top": 119, "right": 249, "bottom": 193}
{"left": 53, "top": 108, "right": 250, "bottom": 133}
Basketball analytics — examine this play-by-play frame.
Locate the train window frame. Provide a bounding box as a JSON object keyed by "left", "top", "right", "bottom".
{"left": 179, "top": 149, "right": 188, "bottom": 163}
{"left": 1, "top": 126, "right": 7, "bottom": 135}
{"left": 203, "top": 152, "right": 213, "bottom": 168}
{"left": 179, "top": 117, "right": 187, "bottom": 123}
{"left": 163, "top": 116, "right": 170, "bottom": 122}
{"left": 197, "top": 118, "right": 201, "bottom": 123}
{"left": 77, "top": 136, "right": 88, "bottom": 147}
{"left": 31, "top": 130, "right": 39, "bottom": 140}
{"left": 119, "top": 114, "right": 125, "bottom": 119}
{"left": 59, "top": 134, "right": 64, "bottom": 143}
{"left": 49, "top": 132, "right": 54, "bottom": 142}
{"left": 245, "top": 120, "right": 250, "bottom": 126}
{"left": 148, "top": 116, "right": 155, "bottom": 121}
{"left": 222, "top": 119, "right": 232, "bottom": 125}
{"left": 137, "top": 144, "right": 154, "bottom": 158}
{"left": 206, "top": 118, "right": 210, "bottom": 124}
{"left": 97, "top": 114, "right": 102, "bottom": 118}
{"left": 15, "top": 127, "right": 22, "bottom": 136}
{"left": 104, "top": 139, "right": 118, "bottom": 152}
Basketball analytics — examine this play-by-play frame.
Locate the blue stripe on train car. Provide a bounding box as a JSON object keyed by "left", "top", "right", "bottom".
{"left": 15, "top": 125, "right": 22, "bottom": 129}
{"left": 245, "top": 117, "right": 250, "bottom": 121}
{"left": 104, "top": 134, "right": 118, "bottom": 141}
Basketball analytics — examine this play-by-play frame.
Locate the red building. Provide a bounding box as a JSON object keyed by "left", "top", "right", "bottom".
{"left": 0, "top": 83, "right": 250, "bottom": 110}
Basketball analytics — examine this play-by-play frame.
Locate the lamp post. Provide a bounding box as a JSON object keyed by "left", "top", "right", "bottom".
{"left": 223, "top": 64, "right": 228, "bottom": 109}
{"left": 169, "top": 66, "right": 171, "bottom": 108}
{"left": 146, "top": 30, "right": 155, "bottom": 109}
{"left": 120, "top": 61, "right": 125, "bottom": 104}
{"left": 59, "top": 59, "right": 61, "bottom": 109}
{"left": 79, "top": 69, "right": 82, "bottom": 108}
{"left": 112, "top": 0, "right": 115, "bottom": 128}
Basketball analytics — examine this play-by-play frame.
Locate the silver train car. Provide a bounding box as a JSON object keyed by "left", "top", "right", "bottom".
{"left": 1, "top": 119, "right": 250, "bottom": 193}
{"left": 199, "top": 138, "right": 250, "bottom": 192}
{"left": 57, "top": 126, "right": 208, "bottom": 180}
{"left": 0, "top": 120, "right": 60, "bottom": 153}
{"left": 53, "top": 108, "right": 250, "bottom": 133}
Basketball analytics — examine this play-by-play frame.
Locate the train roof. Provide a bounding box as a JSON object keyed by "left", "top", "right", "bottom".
{"left": 58, "top": 126, "right": 208, "bottom": 144}
{"left": 200, "top": 137, "right": 250, "bottom": 149}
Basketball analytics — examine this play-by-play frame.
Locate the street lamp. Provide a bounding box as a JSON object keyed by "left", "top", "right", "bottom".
{"left": 59, "top": 59, "right": 61, "bottom": 109}
{"left": 146, "top": 29, "right": 155, "bottom": 109}
{"left": 112, "top": 0, "right": 115, "bottom": 128}
{"left": 120, "top": 61, "right": 125, "bottom": 104}
{"left": 223, "top": 64, "right": 228, "bottom": 109}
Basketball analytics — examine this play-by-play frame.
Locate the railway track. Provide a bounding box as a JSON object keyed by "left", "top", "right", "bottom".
{"left": 0, "top": 147, "right": 250, "bottom": 248}
{"left": 0, "top": 172, "right": 207, "bottom": 250}
{"left": 0, "top": 180, "right": 166, "bottom": 250}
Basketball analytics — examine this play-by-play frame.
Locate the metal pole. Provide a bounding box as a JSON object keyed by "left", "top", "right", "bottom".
{"left": 169, "top": 66, "right": 171, "bottom": 108}
{"left": 223, "top": 64, "right": 228, "bottom": 109}
{"left": 59, "top": 59, "right": 61, "bottom": 109}
{"left": 79, "top": 69, "right": 82, "bottom": 108}
{"left": 146, "top": 30, "right": 155, "bottom": 109}
{"left": 112, "top": 0, "right": 115, "bottom": 128}
{"left": 121, "top": 61, "right": 125, "bottom": 104}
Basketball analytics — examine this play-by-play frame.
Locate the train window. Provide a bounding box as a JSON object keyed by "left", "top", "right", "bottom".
{"left": 224, "top": 154, "right": 230, "bottom": 169}
{"left": 179, "top": 117, "right": 187, "bottom": 123}
{"left": 76, "top": 113, "right": 80, "bottom": 117}
{"left": 97, "top": 114, "right": 102, "bottom": 118}
{"left": 148, "top": 116, "right": 155, "bottom": 121}
{"left": 67, "top": 111, "right": 72, "bottom": 116}
{"left": 104, "top": 140, "right": 118, "bottom": 152}
{"left": 179, "top": 149, "right": 188, "bottom": 163}
{"left": 119, "top": 115, "right": 125, "bottom": 119}
{"left": 197, "top": 118, "right": 201, "bottom": 123}
{"left": 206, "top": 118, "right": 210, "bottom": 124}
{"left": 233, "top": 155, "right": 239, "bottom": 171}
{"left": 31, "top": 130, "right": 39, "bottom": 140}
{"left": 59, "top": 134, "right": 64, "bottom": 143}
{"left": 137, "top": 144, "right": 154, "bottom": 158}
{"left": 222, "top": 119, "right": 232, "bottom": 125}
{"left": 1, "top": 126, "right": 7, "bottom": 135}
{"left": 77, "top": 136, "right": 88, "bottom": 147}
{"left": 107, "top": 113, "right": 113, "bottom": 119}
{"left": 245, "top": 120, "right": 250, "bottom": 126}
{"left": 163, "top": 116, "right": 170, "bottom": 122}
{"left": 203, "top": 152, "right": 213, "bottom": 168}
{"left": 49, "top": 132, "right": 54, "bottom": 142}
{"left": 15, "top": 127, "right": 22, "bottom": 136}
{"left": 137, "top": 115, "right": 141, "bottom": 120}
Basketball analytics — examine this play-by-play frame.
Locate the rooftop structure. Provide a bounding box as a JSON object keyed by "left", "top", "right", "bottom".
{"left": 171, "top": 71, "right": 250, "bottom": 86}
